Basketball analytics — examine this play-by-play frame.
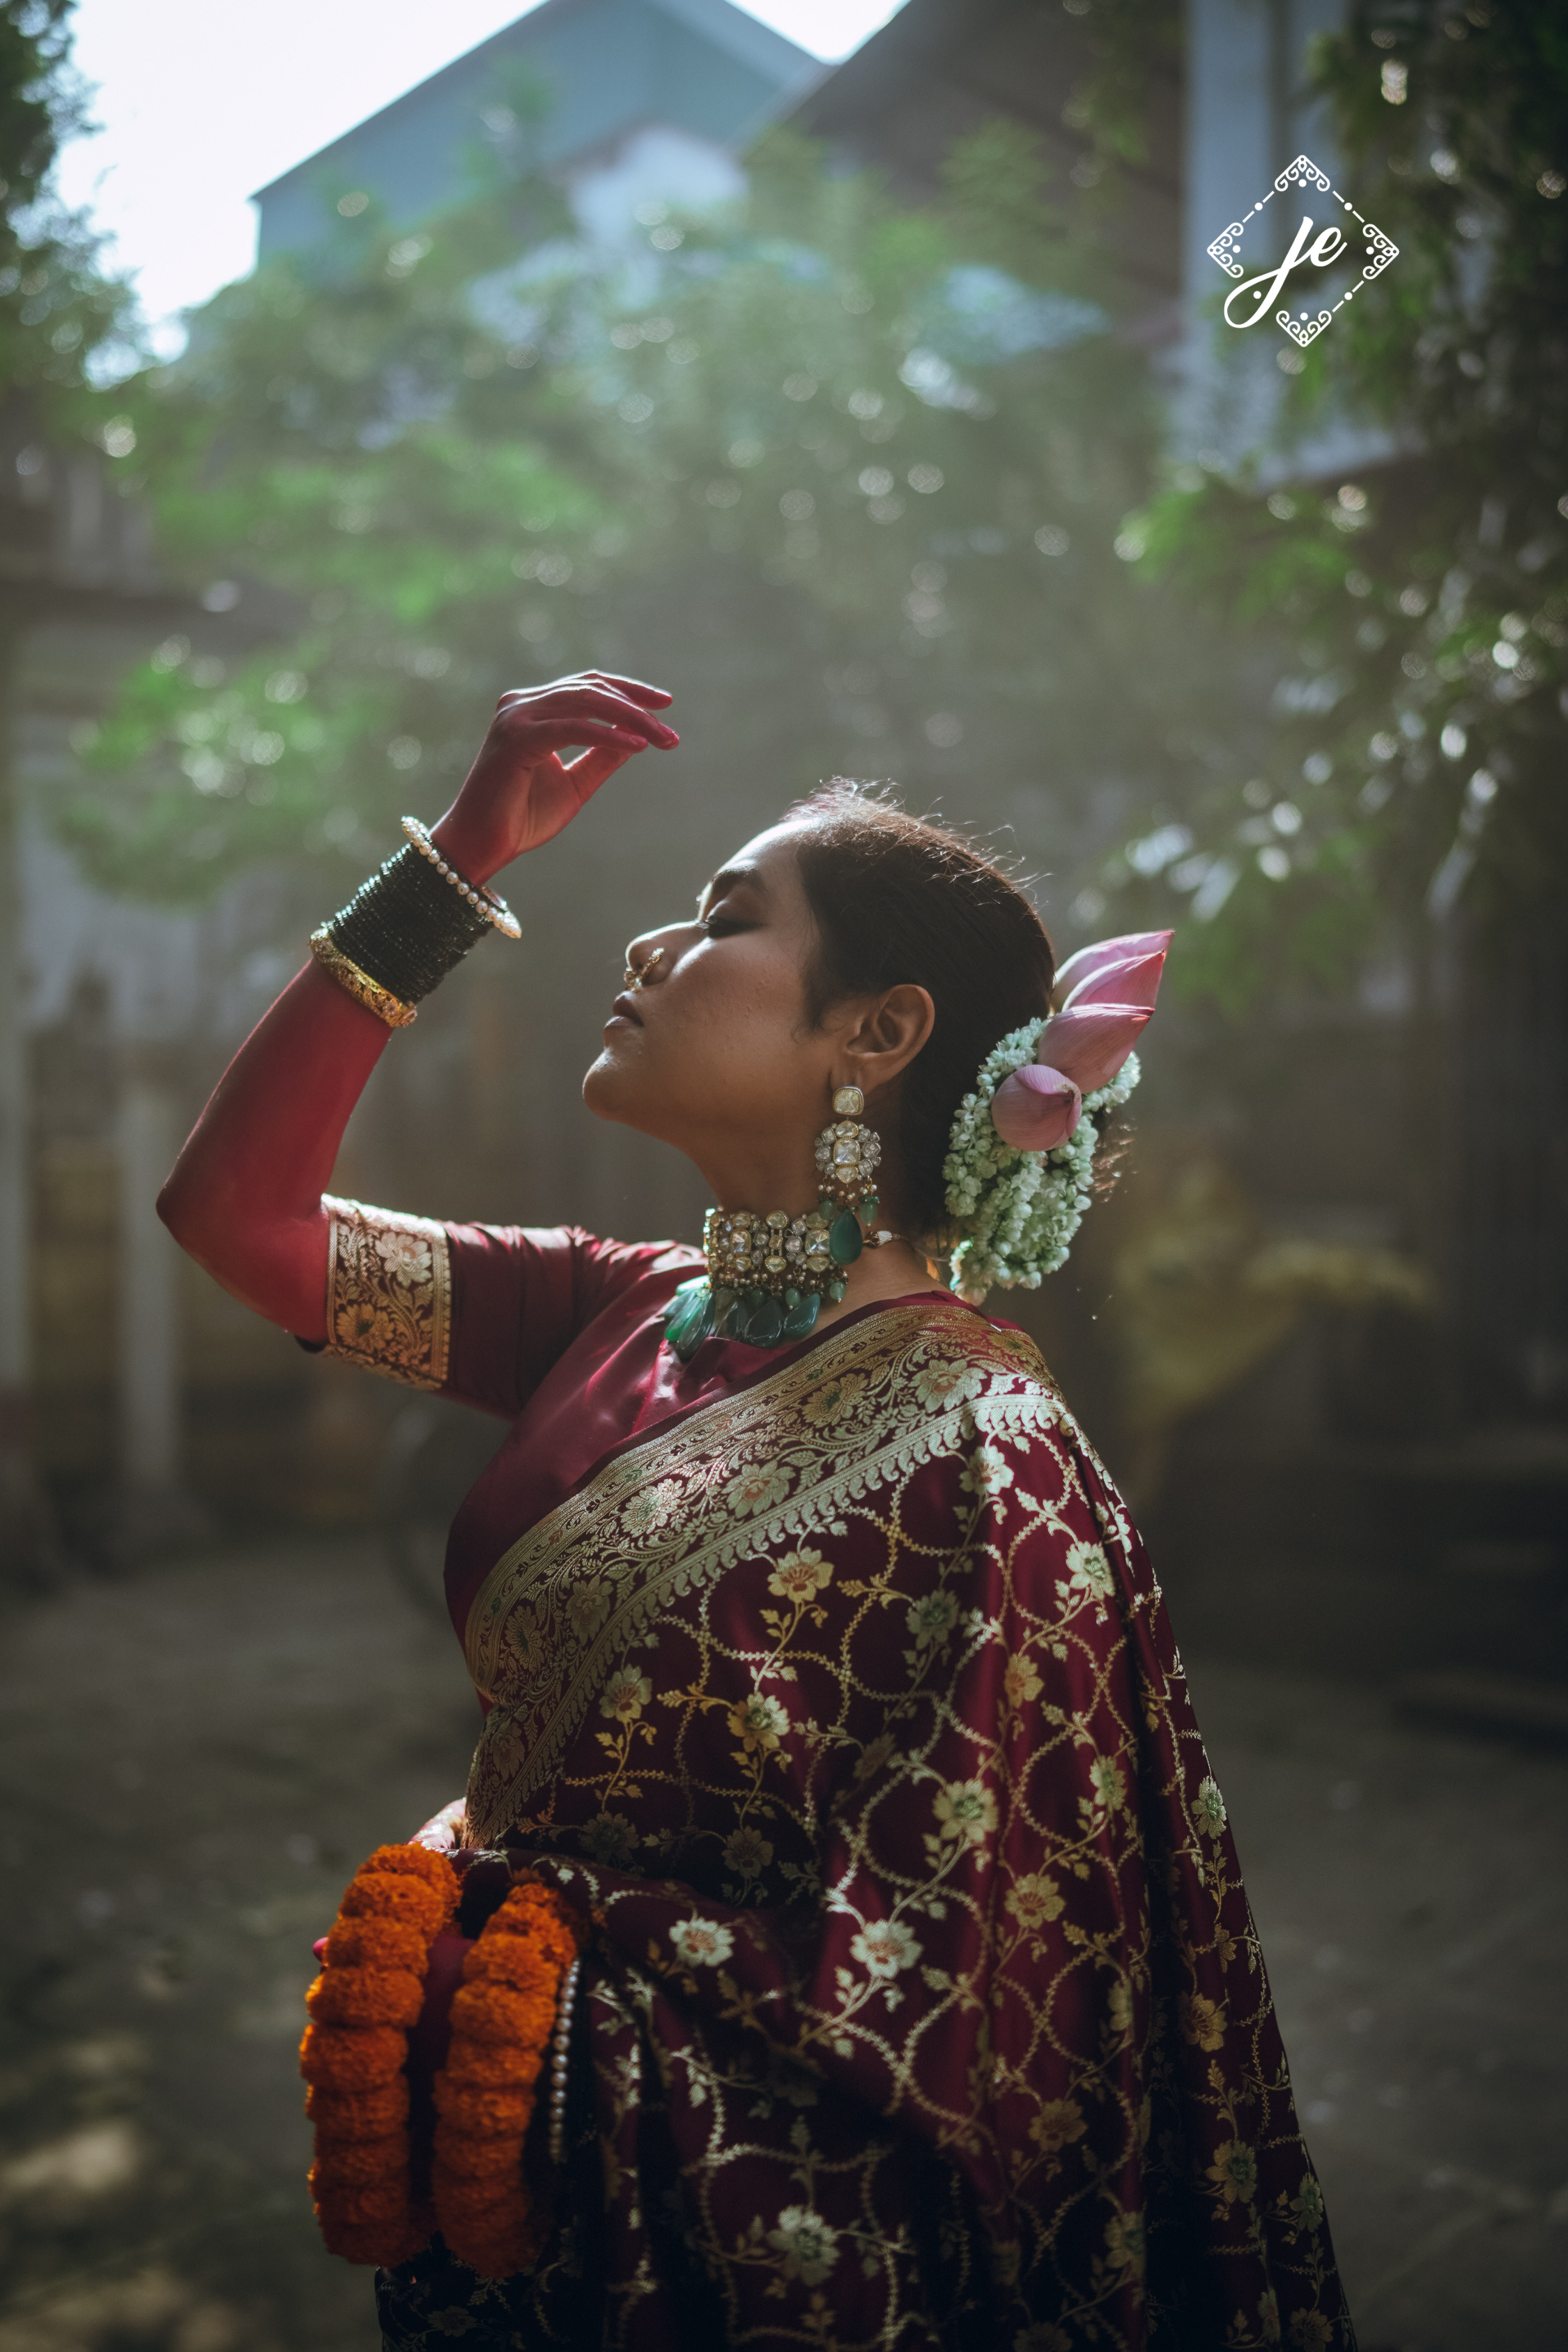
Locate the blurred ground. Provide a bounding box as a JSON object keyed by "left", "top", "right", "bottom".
{"left": 0, "top": 1535, "right": 1564, "bottom": 2352}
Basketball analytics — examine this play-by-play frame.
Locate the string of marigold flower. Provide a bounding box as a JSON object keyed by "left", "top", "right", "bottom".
{"left": 431, "top": 1875, "right": 586, "bottom": 2280}
{"left": 298, "top": 1842, "right": 458, "bottom": 2267}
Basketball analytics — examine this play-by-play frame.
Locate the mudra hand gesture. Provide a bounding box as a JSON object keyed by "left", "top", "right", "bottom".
{"left": 433, "top": 672, "right": 678, "bottom": 882}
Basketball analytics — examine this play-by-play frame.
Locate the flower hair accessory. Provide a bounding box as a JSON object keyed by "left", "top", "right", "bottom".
{"left": 941, "top": 930, "right": 1171, "bottom": 1301}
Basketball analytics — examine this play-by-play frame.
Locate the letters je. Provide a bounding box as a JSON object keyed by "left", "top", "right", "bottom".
{"left": 1224, "top": 216, "right": 1347, "bottom": 330}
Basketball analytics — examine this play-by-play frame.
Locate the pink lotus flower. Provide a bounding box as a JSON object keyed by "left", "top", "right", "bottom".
{"left": 991, "top": 930, "right": 1172, "bottom": 1152}
{"left": 992, "top": 1063, "right": 1082, "bottom": 1151}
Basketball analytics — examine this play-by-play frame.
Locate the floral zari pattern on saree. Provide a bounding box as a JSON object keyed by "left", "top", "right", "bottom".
{"left": 448, "top": 1305, "right": 1354, "bottom": 2349}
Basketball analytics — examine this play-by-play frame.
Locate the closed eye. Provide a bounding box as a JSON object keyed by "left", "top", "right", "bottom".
{"left": 701, "top": 914, "right": 751, "bottom": 937}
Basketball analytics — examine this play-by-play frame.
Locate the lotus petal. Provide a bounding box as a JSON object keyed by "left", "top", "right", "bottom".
{"left": 1061, "top": 946, "right": 1167, "bottom": 1015}
{"left": 1036, "top": 1002, "right": 1150, "bottom": 1094}
{"left": 1051, "top": 928, "right": 1173, "bottom": 1013}
{"left": 991, "top": 1063, "right": 1082, "bottom": 1151}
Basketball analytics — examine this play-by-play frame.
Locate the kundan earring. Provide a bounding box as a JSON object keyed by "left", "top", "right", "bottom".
{"left": 661, "top": 1084, "right": 891, "bottom": 1360}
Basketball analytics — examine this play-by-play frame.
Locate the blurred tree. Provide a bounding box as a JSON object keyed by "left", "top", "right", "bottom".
{"left": 1103, "top": 0, "right": 1567, "bottom": 1009}
{"left": 57, "top": 111, "right": 1224, "bottom": 942}
{"left": 0, "top": 0, "right": 139, "bottom": 424}
{"left": 1, "top": 0, "right": 141, "bottom": 1585}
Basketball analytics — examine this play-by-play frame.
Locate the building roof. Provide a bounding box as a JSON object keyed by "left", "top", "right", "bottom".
{"left": 786, "top": 0, "right": 1182, "bottom": 308}
{"left": 252, "top": 0, "right": 818, "bottom": 259}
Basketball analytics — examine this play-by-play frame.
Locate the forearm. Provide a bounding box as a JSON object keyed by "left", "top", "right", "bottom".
{"left": 157, "top": 670, "right": 672, "bottom": 1337}
{"left": 157, "top": 958, "right": 392, "bottom": 1338}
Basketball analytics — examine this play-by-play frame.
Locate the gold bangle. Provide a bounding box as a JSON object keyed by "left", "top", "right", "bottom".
{"left": 309, "top": 926, "right": 418, "bottom": 1028}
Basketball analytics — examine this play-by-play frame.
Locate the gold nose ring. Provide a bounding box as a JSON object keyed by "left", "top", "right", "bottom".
{"left": 624, "top": 946, "right": 664, "bottom": 990}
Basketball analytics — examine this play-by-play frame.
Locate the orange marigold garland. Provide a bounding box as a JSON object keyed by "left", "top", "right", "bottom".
{"left": 431, "top": 1876, "right": 586, "bottom": 2280}
{"left": 299, "top": 1842, "right": 457, "bottom": 2267}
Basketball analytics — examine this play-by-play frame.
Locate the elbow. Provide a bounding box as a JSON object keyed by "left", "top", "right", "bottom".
{"left": 157, "top": 1168, "right": 204, "bottom": 1258}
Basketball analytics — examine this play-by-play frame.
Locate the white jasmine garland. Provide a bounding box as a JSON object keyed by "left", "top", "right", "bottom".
{"left": 941, "top": 1019, "right": 1140, "bottom": 1303}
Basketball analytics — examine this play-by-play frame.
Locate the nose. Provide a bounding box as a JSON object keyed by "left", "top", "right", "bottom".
{"left": 624, "top": 921, "right": 689, "bottom": 985}
{"left": 624, "top": 944, "right": 665, "bottom": 989}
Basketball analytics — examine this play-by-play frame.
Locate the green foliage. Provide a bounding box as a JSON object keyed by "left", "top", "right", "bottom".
{"left": 61, "top": 118, "right": 1222, "bottom": 915}
{"left": 0, "top": 0, "right": 141, "bottom": 439}
{"left": 1093, "top": 0, "right": 1567, "bottom": 993}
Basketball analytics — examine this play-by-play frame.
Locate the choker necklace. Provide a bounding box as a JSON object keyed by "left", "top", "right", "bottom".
{"left": 661, "top": 1089, "right": 903, "bottom": 1358}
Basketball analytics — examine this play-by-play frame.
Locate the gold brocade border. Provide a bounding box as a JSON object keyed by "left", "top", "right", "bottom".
{"left": 321, "top": 1196, "right": 452, "bottom": 1391}
{"left": 462, "top": 1302, "right": 1058, "bottom": 1845}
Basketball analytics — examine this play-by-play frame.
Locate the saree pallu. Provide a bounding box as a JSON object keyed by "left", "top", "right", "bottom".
{"left": 381, "top": 1300, "right": 1353, "bottom": 2351}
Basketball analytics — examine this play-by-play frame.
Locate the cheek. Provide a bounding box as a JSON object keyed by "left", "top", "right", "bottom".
{"left": 667, "top": 946, "right": 812, "bottom": 1093}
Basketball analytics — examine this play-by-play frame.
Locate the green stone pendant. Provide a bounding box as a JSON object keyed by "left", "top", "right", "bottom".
{"left": 828, "top": 1208, "right": 863, "bottom": 1266}
{"left": 745, "top": 1295, "right": 785, "bottom": 1346}
{"left": 783, "top": 1291, "right": 820, "bottom": 1340}
{"left": 667, "top": 1286, "right": 712, "bottom": 1360}
{"left": 720, "top": 1296, "right": 750, "bottom": 1341}
{"left": 664, "top": 1291, "right": 699, "bottom": 1342}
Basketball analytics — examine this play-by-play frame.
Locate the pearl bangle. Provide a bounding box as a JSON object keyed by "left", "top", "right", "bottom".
{"left": 400, "top": 815, "right": 523, "bottom": 941}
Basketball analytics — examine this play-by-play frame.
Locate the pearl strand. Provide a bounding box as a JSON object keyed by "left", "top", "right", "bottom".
{"left": 546, "top": 1955, "right": 581, "bottom": 2168}
{"left": 400, "top": 815, "right": 523, "bottom": 940}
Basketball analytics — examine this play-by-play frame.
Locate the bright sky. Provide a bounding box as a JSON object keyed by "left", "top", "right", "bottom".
{"left": 54, "top": 0, "right": 905, "bottom": 347}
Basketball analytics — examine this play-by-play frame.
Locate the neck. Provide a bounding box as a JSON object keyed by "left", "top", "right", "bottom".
{"left": 817, "top": 1238, "right": 944, "bottom": 1330}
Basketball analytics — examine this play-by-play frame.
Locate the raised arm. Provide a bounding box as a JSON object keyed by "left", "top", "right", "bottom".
{"left": 156, "top": 672, "right": 677, "bottom": 1339}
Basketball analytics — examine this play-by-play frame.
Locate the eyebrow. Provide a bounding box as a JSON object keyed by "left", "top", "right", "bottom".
{"left": 696, "top": 863, "right": 768, "bottom": 914}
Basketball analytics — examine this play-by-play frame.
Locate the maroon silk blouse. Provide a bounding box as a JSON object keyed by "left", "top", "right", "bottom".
{"left": 434, "top": 1221, "right": 956, "bottom": 1645}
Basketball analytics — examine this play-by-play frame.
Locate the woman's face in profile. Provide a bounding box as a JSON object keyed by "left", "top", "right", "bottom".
{"left": 582, "top": 820, "right": 843, "bottom": 1165}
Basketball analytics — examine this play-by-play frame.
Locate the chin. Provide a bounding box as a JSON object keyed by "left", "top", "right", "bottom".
{"left": 583, "top": 1045, "right": 646, "bottom": 1125}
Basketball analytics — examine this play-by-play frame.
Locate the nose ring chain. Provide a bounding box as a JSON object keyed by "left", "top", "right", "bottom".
{"left": 624, "top": 946, "right": 664, "bottom": 990}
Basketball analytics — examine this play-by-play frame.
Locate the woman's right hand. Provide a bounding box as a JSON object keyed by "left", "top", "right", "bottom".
{"left": 429, "top": 671, "right": 677, "bottom": 883}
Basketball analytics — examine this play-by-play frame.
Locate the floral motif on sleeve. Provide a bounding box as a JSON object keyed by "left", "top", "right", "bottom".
{"left": 321, "top": 1196, "right": 451, "bottom": 1390}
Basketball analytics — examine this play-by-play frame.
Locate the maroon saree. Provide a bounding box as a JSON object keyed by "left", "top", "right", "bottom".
{"left": 322, "top": 1200, "right": 1354, "bottom": 2350}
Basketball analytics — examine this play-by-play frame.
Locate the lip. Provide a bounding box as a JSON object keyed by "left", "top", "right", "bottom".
{"left": 607, "top": 992, "right": 643, "bottom": 1028}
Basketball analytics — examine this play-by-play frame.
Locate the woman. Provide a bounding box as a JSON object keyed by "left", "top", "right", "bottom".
{"left": 160, "top": 673, "right": 1354, "bottom": 2350}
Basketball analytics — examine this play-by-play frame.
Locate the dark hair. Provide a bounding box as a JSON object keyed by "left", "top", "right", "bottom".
{"left": 789, "top": 781, "right": 1056, "bottom": 1236}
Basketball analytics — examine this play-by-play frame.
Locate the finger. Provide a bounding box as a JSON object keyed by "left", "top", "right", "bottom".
{"left": 581, "top": 672, "right": 674, "bottom": 710}
{"left": 562, "top": 743, "right": 639, "bottom": 794}
{"left": 512, "top": 716, "right": 654, "bottom": 753}
{"left": 496, "top": 675, "right": 673, "bottom": 721}
{"left": 512, "top": 686, "right": 677, "bottom": 744}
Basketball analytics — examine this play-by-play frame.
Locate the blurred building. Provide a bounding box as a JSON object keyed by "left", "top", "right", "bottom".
{"left": 252, "top": 0, "right": 820, "bottom": 262}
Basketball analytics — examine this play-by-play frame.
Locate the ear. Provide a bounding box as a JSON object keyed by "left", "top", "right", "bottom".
{"left": 838, "top": 983, "right": 936, "bottom": 1093}
{"left": 1052, "top": 929, "right": 1173, "bottom": 1013}
{"left": 1038, "top": 1002, "right": 1150, "bottom": 1094}
{"left": 1061, "top": 947, "right": 1167, "bottom": 1015}
{"left": 992, "top": 1063, "right": 1082, "bottom": 1151}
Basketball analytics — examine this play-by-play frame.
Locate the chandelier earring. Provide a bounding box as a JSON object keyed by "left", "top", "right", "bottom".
{"left": 662, "top": 1083, "right": 899, "bottom": 1361}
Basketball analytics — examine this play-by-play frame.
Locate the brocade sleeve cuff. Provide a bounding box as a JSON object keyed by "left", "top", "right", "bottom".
{"left": 321, "top": 1195, "right": 452, "bottom": 1390}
